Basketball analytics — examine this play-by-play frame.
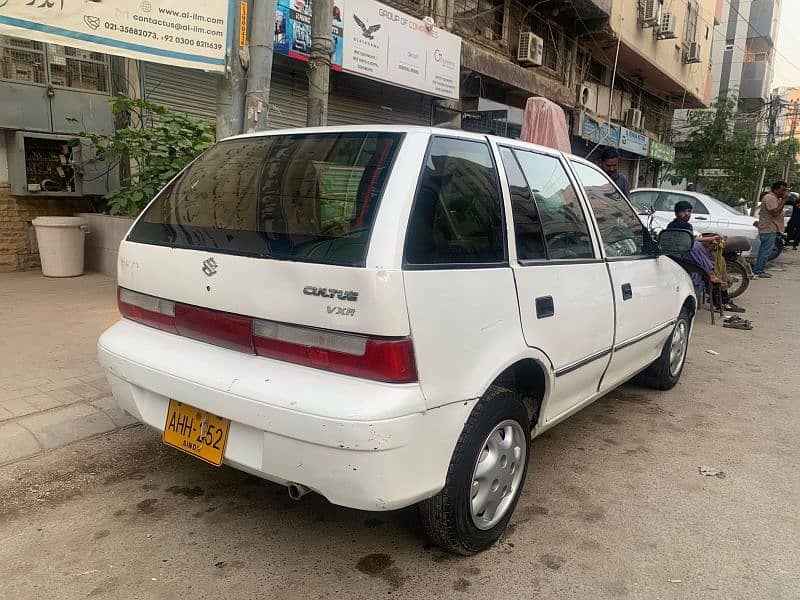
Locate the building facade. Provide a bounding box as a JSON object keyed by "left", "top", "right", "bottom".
{"left": 0, "top": 0, "right": 716, "bottom": 271}
{"left": 711, "top": 0, "right": 781, "bottom": 131}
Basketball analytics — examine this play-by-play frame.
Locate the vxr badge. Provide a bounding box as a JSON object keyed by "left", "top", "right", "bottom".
{"left": 201, "top": 257, "right": 218, "bottom": 277}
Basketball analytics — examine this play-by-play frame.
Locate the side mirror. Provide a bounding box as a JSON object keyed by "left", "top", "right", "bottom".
{"left": 658, "top": 229, "right": 693, "bottom": 254}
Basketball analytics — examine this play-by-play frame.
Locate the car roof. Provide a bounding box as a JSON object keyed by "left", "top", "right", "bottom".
{"left": 222, "top": 125, "right": 571, "bottom": 160}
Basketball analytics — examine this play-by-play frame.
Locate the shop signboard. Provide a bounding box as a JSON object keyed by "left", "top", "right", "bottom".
{"left": 580, "top": 113, "right": 621, "bottom": 147}
{"left": 648, "top": 140, "right": 676, "bottom": 163}
{"left": 340, "top": 0, "right": 460, "bottom": 99}
{"left": 274, "top": 0, "right": 344, "bottom": 69}
{"left": 619, "top": 126, "right": 649, "bottom": 156}
{"left": 0, "top": 0, "right": 231, "bottom": 72}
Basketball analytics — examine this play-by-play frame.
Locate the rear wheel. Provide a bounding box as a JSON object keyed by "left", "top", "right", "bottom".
{"left": 637, "top": 307, "right": 691, "bottom": 390}
{"left": 725, "top": 259, "right": 749, "bottom": 300}
{"left": 419, "top": 386, "right": 530, "bottom": 555}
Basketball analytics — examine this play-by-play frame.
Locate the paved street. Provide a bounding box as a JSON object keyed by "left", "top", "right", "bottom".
{"left": 1, "top": 256, "right": 798, "bottom": 600}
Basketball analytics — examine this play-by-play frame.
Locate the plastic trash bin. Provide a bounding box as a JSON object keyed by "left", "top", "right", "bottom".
{"left": 32, "top": 216, "right": 88, "bottom": 277}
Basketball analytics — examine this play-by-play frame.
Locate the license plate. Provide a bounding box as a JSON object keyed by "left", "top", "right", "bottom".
{"left": 163, "top": 400, "right": 230, "bottom": 466}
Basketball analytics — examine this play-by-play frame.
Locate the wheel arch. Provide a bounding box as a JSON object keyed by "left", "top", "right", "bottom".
{"left": 483, "top": 354, "right": 552, "bottom": 431}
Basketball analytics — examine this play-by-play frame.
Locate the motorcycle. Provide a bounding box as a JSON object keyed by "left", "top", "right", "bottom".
{"left": 722, "top": 237, "right": 750, "bottom": 300}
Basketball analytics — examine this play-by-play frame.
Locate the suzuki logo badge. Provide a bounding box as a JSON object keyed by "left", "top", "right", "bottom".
{"left": 201, "top": 257, "right": 218, "bottom": 277}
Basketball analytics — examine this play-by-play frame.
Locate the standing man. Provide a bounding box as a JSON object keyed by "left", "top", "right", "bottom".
{"left": 599, "top": 147, "right": 630, "bottom": 198}
{"left": 754, "top": 180, "right": 790, "bottom": 278}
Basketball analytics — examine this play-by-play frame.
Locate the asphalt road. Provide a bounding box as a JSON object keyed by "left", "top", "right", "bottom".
{"left": 1, "top": 255, "right": 798, "bottom": 600}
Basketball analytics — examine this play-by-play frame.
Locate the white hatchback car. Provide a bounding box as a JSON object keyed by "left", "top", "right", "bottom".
{"left": 630, "top": 188, "right": 758, "bottom": 245}
{"left": 99, "top": 126, "right": 696, "bottom": 554}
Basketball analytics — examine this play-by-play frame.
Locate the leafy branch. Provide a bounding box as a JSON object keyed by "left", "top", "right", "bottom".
{"left": 73, "top": 94, "right": 215, "bottom": 216}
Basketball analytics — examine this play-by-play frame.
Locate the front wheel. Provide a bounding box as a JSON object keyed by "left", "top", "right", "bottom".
{"left": 419, "top": 386, "right": 530, "bottom": 555}
{"left": 725, "top": 259, "right": 750, "bottom": 300}
{"left": 637, "top": 307, "right": 692, "bottom": 390}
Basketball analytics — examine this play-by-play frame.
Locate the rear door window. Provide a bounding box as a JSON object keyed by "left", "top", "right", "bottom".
{"left": 654, "top": 193, "right": 709, "bottom": 214}
{"left": 512, "top": 149, "right": 594, "bottom": 260}
{"left": 127, "top": 132, "right": 403, "bottom": 266}
{"left": 404, "top": 137, "right": 505, "bottom": 266}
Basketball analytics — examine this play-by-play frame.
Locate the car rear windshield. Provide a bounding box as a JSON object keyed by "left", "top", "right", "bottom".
{"left": 127, "top": 132, "right": 403, "bottom": 266}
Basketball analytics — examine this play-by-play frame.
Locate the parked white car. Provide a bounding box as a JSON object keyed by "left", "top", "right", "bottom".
{"left": 630, "top": 189, "right": 758, "bottom": 247}
{"left": 98, "top": 126, "right": 696, "bottom": 555}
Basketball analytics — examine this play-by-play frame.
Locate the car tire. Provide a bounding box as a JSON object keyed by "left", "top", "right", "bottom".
{"left": 419, "top": 386, "right": 530, "bottom": 555}
{"left": 637, "top": 308, "right": 692, "bottom": 391}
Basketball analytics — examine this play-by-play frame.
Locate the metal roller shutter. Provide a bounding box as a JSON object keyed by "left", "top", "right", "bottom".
{"left": 267, "top": 64, "right": 308, "bottom": 130}
{"left": 142, "top": 63, "right": 217, "bottom": 121}
{"left": 328, "top": 71, "right": 433, "bottom": 126}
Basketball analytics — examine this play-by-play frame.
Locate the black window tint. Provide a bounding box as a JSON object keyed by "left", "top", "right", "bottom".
{"left": 405, "top": 137, "right": 504, "bottom": 265}
{"left": 127, "top": 132, "right": 402, "bottom": 266}
{"left": 571, "top": 162, "right": 650, "bottom": 258}
{"left": 499, "top": 147, "right": 546, "bottom": 260}
{"left": 654, "top": 193, "right": 709, "bottom": 214}
{"left": 513, "top": 150, "right": 594, "bottom": 260}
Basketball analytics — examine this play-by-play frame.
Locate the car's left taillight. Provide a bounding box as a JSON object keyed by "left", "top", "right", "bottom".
{"left": 118, "top": 287, "right": 178, "bottom": 334}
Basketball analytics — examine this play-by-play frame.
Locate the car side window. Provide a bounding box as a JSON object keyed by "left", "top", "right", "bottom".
{"left": 629, "top": 190, "right": 659, "bottom": 214}
{"left": 499, "top": 147, "right": 546, "bottom": 260}
{"left": 511, "top": 149, "right": 594, "bottom": 260}
{"left": 571, "top": 162, "right": 650, "bottom": 258}
{"left": 404, "top": 137, "right": 505, "bottom": 266}
{"left": 655, "top": 193, "right": 710, "bottom": 214}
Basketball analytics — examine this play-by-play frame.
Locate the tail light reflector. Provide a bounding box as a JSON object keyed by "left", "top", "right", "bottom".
{"left": 175, "top": 304, "right": 255, "bottom": 354}
{"left": 253, "top": 320, "right": 417, "bottom": 384}
{"left": 253, "top": 320, "right": 417, "bottom": 383}
{"left": 117, "top": 287, "right": 418, "bottom": 384}
{"left": 118, "top": 288, "right": 177, "bottom": 334}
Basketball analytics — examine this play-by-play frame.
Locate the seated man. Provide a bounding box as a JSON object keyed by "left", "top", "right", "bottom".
{"left": 666, "top": 200, "right": 745, "bottom": 313}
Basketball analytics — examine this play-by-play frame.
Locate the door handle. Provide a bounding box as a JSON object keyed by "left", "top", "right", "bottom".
{"left": 535, "top": 296, "right": 555, "bottom": 319}
{"left": 694, "top": 216, "right": 708, "bottom": 220}
{"left": 621, "top": 283, "right": 633, "bottom": 300}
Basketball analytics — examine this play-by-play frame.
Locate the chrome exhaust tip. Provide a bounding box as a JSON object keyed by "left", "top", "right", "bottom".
{"left": 287, "top": 483, "right": 310, "bottom": 500}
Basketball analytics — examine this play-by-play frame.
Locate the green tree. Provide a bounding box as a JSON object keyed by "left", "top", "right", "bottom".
{"left": 669, "top": 96, "right": 800, "bottom": 207}
{"left": 74, "top": 95, "right": 215, "bottom": 216}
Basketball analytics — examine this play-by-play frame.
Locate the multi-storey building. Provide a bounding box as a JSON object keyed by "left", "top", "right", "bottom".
{"left": 0, "top": 0, "right": 717, "bottom": 271}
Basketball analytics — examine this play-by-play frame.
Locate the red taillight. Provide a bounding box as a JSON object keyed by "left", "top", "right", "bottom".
{"left": 253, "top": 326, "right": 417, "bottom": 384}
{"left": 118, "top": 287, "right": 177, "bottom": 334}
{"left": 116, "top": 287, "right": 418, "bottom": 384}
{"left": 175, "top": 304, "right": 255, "bottom": 354}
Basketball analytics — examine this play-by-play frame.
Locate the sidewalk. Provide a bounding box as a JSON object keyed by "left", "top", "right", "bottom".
{"left": 0, "top": 271, "right": 134, "bottom": 466}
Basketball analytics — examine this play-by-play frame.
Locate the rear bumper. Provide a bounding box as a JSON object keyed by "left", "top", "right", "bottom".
{"left": 98, "top": 319, "right": 474, "bottom": 511}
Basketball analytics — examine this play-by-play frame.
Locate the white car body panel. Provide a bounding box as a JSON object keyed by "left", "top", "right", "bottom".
{"left": 632, "top": 188, "right": 758, "bottom": 255}
{"left": 99, "top": 126, "right": 695, "bottom": 512}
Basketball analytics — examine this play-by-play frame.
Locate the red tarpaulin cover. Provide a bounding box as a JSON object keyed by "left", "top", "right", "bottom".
{"left": 520, "top": 97, "right": 571, "bottom": 153}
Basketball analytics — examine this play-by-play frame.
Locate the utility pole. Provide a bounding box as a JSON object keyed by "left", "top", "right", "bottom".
{"left": 754, "top": 94, "right": 781, "bottom": 204}
{"left": 245, "top": 0, "right": 277, "bottom": 132}
{"left": 784, "top": 101, "right": 799, "bottom": 181}
{"left": 217, "top": 0, "right": 251, "bottom": 138}
{"left": 307, "top": 0, "right": 333, "bottom": 127}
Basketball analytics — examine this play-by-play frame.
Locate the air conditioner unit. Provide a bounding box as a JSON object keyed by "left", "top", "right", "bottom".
{"left": 685, "top": 41, "right": 702, "bottom": 63}
{"left": 576, "top": 84, "right": 593, "bottom": 108}
{"left": 639, "top": 0, "right": 660, "bottom": 27}
{"left": 518, "top": 32, "right": 544, "bottom": 66}
{"left": 624, "top": 108, "right": 643, "bottom": 128}
{"left": 659, "top": 13, "right": 677, "bottom": 39}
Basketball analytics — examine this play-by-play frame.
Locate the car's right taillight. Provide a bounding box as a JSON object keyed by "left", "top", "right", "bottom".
{"left": 252, "top": 319, "right": 418, "bottom": 384}
{"left": 118, "top": 287, "right": 178, "bottom": 334}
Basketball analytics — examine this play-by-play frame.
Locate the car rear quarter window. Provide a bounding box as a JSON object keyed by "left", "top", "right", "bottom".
{"left": 404, "top": 137, "right": 505, "bottom": 267}
{"left": 127, "top": 132, "right": 403, "bottom": 267}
